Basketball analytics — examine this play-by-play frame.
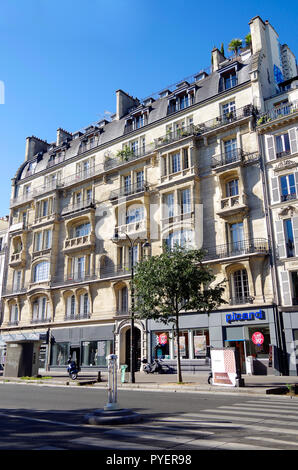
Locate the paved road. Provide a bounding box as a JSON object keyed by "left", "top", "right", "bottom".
{"left": 0, "top": 383, "right": 298, "bottom": 451}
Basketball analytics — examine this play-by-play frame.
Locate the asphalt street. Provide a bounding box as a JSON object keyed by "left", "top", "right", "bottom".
{"left": 0, "top": 382, "right": 298, "bottom": 455}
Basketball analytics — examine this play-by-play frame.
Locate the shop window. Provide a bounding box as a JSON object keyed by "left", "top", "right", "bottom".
{"left": 81, "top": 340, "right": 113, "bottom": 366}
{"left": 174, "top": 330, "right": 189, "bottom": 358}
{"left": 193, "top": 329, "right": 210, "bottom": 358}
{"left": 246, "top": 326, "right": 270, "bottom": 358}
{"left": 51, "top": 342, "right": 70, "bottom": 366}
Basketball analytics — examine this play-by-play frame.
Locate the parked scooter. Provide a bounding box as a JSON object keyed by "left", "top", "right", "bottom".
{"left": 67, "top": 358, "right": 79, "bottom": 380}
{"left": 142, "top": 358, "right": 173, "bottom": 374}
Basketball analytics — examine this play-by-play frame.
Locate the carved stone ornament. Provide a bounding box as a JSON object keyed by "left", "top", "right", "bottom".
{"left": 278, "top": 205, "right": 298, "bottom": 218}
{"left": 274, "top": 160, "right": 297, "bottom": 173}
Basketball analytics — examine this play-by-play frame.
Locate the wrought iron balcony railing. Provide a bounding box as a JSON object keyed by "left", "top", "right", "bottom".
{"left": 203, "top": 238, "right": 269, "bottom": 262}
{"left": 257, "top": 100, "right": 298, "bottom": 126}
{"left": 211, "top": 148, "right": 243, "bottom": 168}
{"left": 109, "top": 181, "right": 149, "bottom": 200}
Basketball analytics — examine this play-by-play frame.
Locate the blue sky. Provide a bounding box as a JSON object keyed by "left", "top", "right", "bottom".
{"left": 0, "top": 0, "right": 297, "bottom": 216}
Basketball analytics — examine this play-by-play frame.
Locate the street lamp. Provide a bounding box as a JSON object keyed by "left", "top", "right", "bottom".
{"left": 113, "top": 230, "right": 150, "bottom": 383}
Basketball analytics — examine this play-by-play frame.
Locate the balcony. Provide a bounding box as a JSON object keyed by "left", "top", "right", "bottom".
{"left": 63, "top": 233, "right": 95, "bottom": 253}
{"left": 203, "top": 238, "right": 269, "bottom": 262}
{"left": 10, "top": 192, "right": 33, "bottom": 208}
{"left": 64, "top": 312, "right": 91, "bottom": 321}
{"left": 113, "top": 219, "right": 148, "bottom": 240}
{"left": 257, "top": 101, "right": 298, "bottom": 128}
{"left": 199, "top": 105, "right": 255, "bottom": 136}
{"left": 217, "top": 194, "right": 248, "bottom": 218}
{"left": 61, "top": 198, "right": 96, "bottom": 216}
{"left": 109, "top": 181, "right": 149, "bottom": 201}
{"left": 9, "top": 251, "right": 26, "bottom": 268}
{"left": 211, "top": 148, "right": 243, "bottom": 169}
{"left": 229, "top": 296, "right": 254, "bottom": 305}
{"left": 154, "top": 124, "right": 200, "bottom": 149}
{"left": 100, "top": 263, "right": 132, "bottom": 280}
{"left": 104, "top": 144, "right": 155, "bottom": 171}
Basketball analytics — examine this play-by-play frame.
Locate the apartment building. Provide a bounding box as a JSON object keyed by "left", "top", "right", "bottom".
{"left": 257, "top": 75, "right": 298, "bottom": 375}
{"left": 0, "top": 216, "right": 9, "bottom": 366}
{"left": 0, "top": 15, "right": 297, "bottom": 376}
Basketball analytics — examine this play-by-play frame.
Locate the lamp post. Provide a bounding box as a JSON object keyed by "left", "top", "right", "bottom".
{"left": 113, "top": 230, "right": 150, "bottom": 384}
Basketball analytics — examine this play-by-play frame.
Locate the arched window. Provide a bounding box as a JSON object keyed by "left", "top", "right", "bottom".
{"left": 33, "top": 261, "right": 50, "bottom": 282}
{"left": 230, "top": 269, "right": 250, "bottom": 304}
{"left": 32, "top": 296, "right": 48, "bottom": 322}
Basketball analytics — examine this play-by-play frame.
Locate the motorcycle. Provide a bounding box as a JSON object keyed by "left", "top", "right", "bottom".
{"left": 142, "top": 358, "right": 173, "bottom": 374}
{"left": 67, "top": 360, "right": 79, "bottom": 380}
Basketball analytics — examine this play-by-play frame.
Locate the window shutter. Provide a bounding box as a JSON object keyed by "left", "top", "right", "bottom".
{"left": 295, "top": 172, "right": 298, "bottom": 197}
{"left": 275, "top": 220, "right": 286, "bottom": 258}
{"left": 289, "top": 128, "right": 298, "bottom": 155}
{"left": 292, "top": 216, "right": 298, "bottom": 256}
{"left": 266, "top": 135, "right": 276, "bottom": 161}
{"left": 271, "top": 177, "right": 280, "bottom": 203}
{"left": 280, "top": 270, "right": 292, "bottom": 306}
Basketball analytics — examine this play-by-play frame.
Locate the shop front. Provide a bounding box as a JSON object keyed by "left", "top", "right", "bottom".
{"left": 147, "top": 306, "right": 279, "bottom": 375}
{"left": 49, "top": 324, "right": 114, "bottom": 370}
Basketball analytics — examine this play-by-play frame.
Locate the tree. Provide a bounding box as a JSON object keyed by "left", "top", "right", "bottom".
{"left": 133, "top": 246, "right": 227, "bottom": 383}
{"left": 228, "top": 38, "right": 243, "bottom": 57}
{"left": 245, "top": 33, "right": 252, "bottom": 48}
{"left": 220, "top": 43, "right": 225, "bottom": 56}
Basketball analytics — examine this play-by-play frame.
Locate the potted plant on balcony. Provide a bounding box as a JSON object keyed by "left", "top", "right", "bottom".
{"left": 116, "top": 146, "right": 135, "bottom": 161}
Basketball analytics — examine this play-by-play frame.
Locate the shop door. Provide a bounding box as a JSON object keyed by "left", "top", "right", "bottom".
{"left": 226, "top": 341, "right": 246, "bottom": 374}
{"left": 125, "top": 328, "right": 141, "bottom": 371}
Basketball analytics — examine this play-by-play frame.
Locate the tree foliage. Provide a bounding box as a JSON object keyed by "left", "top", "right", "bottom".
{"left": 228, "top": 38, "right": 243, "bottom": 56}
{"left": 133, "top": 246, "right": 227, "bottom": 382}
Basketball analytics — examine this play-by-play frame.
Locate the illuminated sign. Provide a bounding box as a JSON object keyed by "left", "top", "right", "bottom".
{"left": 226, "top": 309, "right": 265, "bottom": 324}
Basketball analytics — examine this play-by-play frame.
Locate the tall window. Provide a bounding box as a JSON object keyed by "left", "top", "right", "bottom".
{"left": 33, "top": 296, "right": 48, "bottom": 322}
{"left": 33, "top": 261, "right": 50, "bottom": 282}
{"left": 224, "top": 138, "right": 237, "bottom": 163}
{"left": 164, "top": 193, "right": 174, "bottom": 218}
{"left": 10, "top": 304, "right": 18, "bottom": 324}
{"left": 166, "top": 229, "right": 194, "bottom": 250}
{"left": 171, "top": 152, "right": 181, "bottom": 173}
{"left": 280, "top": 174, "right": 296, "bottom": 201}
{"left": 13, "top": 270, "right": 22, "bottom": 292}
{"left": 126, "top": 206, "right": 144, "bottom": 224}
{"left": 67, "top": 295, "right": 76, "bottom": 318}
{"left": 118, "top": 286, "right": 128, "bottom": 314}
{"left": 226, "top": 179, "right": 239, "bottom": 197}
{"left": 231, "top": 269, "right": 249, "bottom": 303}
{"left": 275, "top": 133, "right": 290, "bottom": 158}
{"left": 284, "top": 218, "right": 295, "bottom": 257}
{"left": 74, "top": 222, "right": 90, "bottom": 238}
{"left": 180, "top": 188, "right": 191, "bottom": 214}
{"left": 136, "top": 170, "right": 144, "bottom": 191}
{"left": 79, "top": 293, "right": 89, "bottom": 317}
{"left": 229, "top": 222, "right": 244, "bottom": 251}
{"left": 222, "top": 101, "right": 236, "bottom": 118}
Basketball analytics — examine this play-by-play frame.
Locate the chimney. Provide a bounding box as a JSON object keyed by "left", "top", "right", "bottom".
{"left": 211, "top": 47, "right": 226, "bottom": 72}
{"left": 116, "top": 89, "right": 140, "bottom": 120}
{"left": 249, "top": 16, "right": 266, "bottom": 55}
{"left": 57, "top": 128, "right": 72, "bottom": 146}
{"left": 25, "top": 136, "right": 49, "bottom": 162}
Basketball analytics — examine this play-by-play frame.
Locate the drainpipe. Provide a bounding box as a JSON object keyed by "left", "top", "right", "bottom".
{"left": 258, "top": 133, "right": 287, "bottom": 375}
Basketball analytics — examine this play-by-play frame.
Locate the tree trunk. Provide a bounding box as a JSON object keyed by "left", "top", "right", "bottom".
{"left": 175, "top": 314, "right": 183, "bottom": 383}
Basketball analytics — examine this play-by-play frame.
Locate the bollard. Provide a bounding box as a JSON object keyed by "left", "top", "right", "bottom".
{"left": 121, "top": 364, "right": 128, "bottom": 383}
{"left": 104, "top": 354, "right": 119, "bottom": 411}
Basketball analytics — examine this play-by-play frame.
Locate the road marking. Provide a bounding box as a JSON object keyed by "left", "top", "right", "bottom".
{"left": 244, "top": 436, "right": 298, "bottom": 448}
{"left": 71, "top": 436, "right": 161, "bottom": 450}
{"left": 225, "top": 404, "right": 298, "bottom": 414}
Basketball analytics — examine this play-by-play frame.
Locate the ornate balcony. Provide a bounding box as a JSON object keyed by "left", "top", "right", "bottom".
{"left": 63, "top": 233, "right": 95, "bottom": 253}
{"left": 216, "top": 194, "right": 248, "bottom": 218}
{"left": 203, "top": 238, "right": 269, "bottom": 263}
{"left": 109, "top": 181, "right": 149, "bottom": 201}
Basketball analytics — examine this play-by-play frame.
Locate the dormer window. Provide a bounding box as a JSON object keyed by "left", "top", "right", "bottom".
{"left": 168, "top": 91, "right": 195, "bottom": 114}
{"left": 125, "top": 111, "right": 148, "bottom": 134}
{"left": 219, "top": 68, "right": 238, "bottom": 92}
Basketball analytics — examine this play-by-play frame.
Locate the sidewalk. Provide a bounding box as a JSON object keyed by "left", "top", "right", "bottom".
{"left": 1, "top": 370, "right": 298, "bottom": 396}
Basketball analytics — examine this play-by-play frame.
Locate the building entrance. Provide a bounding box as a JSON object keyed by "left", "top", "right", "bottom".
{"left": 125, "top": 327, "right": 141, "bottom": 371}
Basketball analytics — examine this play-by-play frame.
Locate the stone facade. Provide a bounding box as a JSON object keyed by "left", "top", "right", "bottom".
{"left": 0, "top": 16, "right": 297, "bottom": 375}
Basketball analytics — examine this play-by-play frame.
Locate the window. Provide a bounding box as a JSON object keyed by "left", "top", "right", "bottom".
{"left": 136, "top": 170, "right": 144, "bottom": 190}
{"left": 79, "top": 293, "right": 89, "bottom": 317}
{"left": 124, "top": 174, "right": 132, "bottom": 194}
{"left": 118, "top": 286, "right": 128, "bottom": 314}
{"left": 13, "top": 270, "right": 22, "bottom": 292}
{"left": 220, "top": 71, "right": 237, "bottom": 91}
{"left": 164, "top": 193, "right": 174, "bottom": 218}
{"left": 280, "top": 174, "right": 296, "bottom": 201}
{"left": 275, "top": 133, "right": 291, "bottom": 158}
{"left": 50, "top": 342, "right": 70, "bottom": 366}
{"left": 33, "top": 261, "right": 50, "bottom": 282}
{"left": 284, "top": 218, "right": 295, "bottom": 257}
{"left": 35, "top": 232, "right": 42, "bottom": 251}
{"left": 81, "top": 340, "right": 113, "bottom": 366}
{"left": 32, "top": 296, "right": 48, "bottom": 322}
{"left": 229, "top": 222, "right": 244, "bottom": 251}
{"left": 67, "top": 295, "right": 76, "bottom": 318}
{"left": 224, "top": 138, "right": 237, "bottom": 163}
{"left": 226, "top": 179, "right": 239, "bottom": 197}
{"left": 230, "top": 269, "right": 250, "bottom": 303}
{"left": 44, "top": 229, "right": 52, "bottom": 249}
{"left": 291, "top": 272, "right": 298, "bottom": 305}
{"left": 222, "top": 101, "right": 236, "bottom": 119}
{"left": 126, "top": 206, "right": 144, "bottom": 224}
{"left": 180, "top": 188, "right": 191, "bottom": 214}
{"left": 166, "top": 229, "right": 194, "bottom": 250}
{"left": 74, "top": 222, "right": 90, "bottom": 238}
{"left": 10, "top": 304, "right": 18, "bottom": 324}
{"left": 171, "top": 152, "right": 181, "bottom": 173}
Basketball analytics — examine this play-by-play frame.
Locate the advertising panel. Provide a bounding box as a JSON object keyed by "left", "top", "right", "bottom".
{"left": 210, "top": 348, "right": 237, "bottom": 386}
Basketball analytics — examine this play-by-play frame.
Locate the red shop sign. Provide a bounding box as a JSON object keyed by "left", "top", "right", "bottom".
{"left": 252, "top": 332, "right": 264, "bottom": 345}
{"left": 158, "top": 333, "right": 168, "bottom": 345}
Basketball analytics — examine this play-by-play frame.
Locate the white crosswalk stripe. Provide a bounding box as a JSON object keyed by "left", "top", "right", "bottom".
{"left": 73, "top": 397, "right": 298, "bottom": 450}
